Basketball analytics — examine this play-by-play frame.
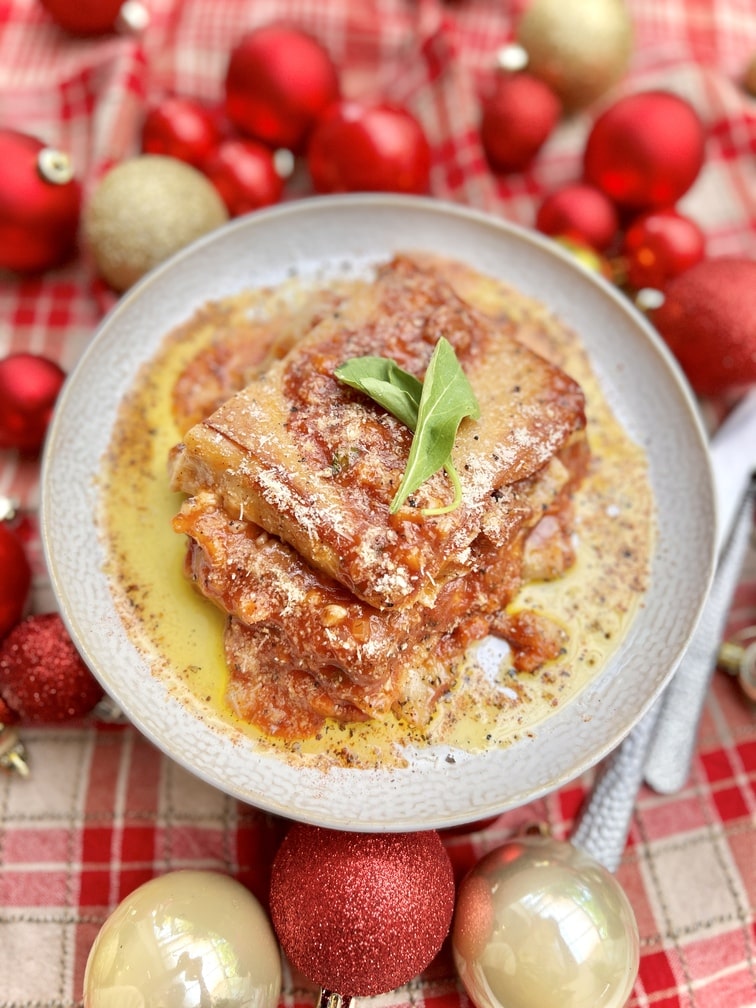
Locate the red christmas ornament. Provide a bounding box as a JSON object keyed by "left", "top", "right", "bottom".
{"left": 536, "top": 183, "right": 619, "bottom": 251}
{"left": 0, "top": 613, "right": 104, "bottom": 723}
{"left": 141, "top": 97, "right": 222, "bottom": 169}
{"left": 0, "top": 523, "right": 31, "bottom": 640}
{"left": 225, "top": 24, "right": 340, "bottom": 152}
{"left": 480, "top": 71, "right": 561, "bottom": 173}
{"left": 38, "top": 0, "right": 127, "bottom": 34}
{"left": 0, "top": 130, "right": 82, "bottom": 274}
{"left": 202, "top": 139, "right": 286, "bottom": 217}
{"left": 583, "top": 90, "right": 706, "bottom": 211}
{"left": 307, "top": 101, "right": 431, "bottom": 195}
{"left": 0, "top": 353, "right": 66, "bottom": 454}
{"left": 650, "top": 258, "right": 756, "bottom": 397}
{"left": 623, "top": 209, "right": 706, "bottom": 290}
{"left": 269, "top": 824, "right": 455, "bottom": 997}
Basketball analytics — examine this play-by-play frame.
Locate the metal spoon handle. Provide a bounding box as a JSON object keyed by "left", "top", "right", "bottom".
{"left": 572, "top": 392, "right": 756, "bottom": 866}
{"left": 643, "top": 478, "right": 755, "bottom": 794}
{"left": 571, "top": 698, "right": 663, "bottom": 872}
{"left": 573, "top": 479, "right": 754, "bottom": 870}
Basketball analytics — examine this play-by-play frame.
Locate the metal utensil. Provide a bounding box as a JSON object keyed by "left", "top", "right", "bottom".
{"left": 644, "top": 389, "right": 756, "bottom": 794}
{"left": 573, "top": 389, "right": 756, "bottom": 867}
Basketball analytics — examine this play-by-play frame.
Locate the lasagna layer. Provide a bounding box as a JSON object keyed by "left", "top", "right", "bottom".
{"left": 170, "top": 255, "right": 587, "bottom": 611}
{"left": 173, "top": 434, "right": 587, "bottom": 738}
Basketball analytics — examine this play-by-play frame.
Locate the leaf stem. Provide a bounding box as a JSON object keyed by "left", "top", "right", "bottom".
{"left": 419, "top": 462, "right": 463, "bottom": 516}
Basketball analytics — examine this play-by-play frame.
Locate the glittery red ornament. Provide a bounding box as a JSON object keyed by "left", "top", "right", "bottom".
{"left": 0, "top": 613, "right": 103, "bottom": 723}
{"left": 623, "top": 209, "right": 705, "bottom": 291}
{"left": 0, "top": 130, "right": 82, "bottom": 274}
{"left": 141, "top": 96, "right": 222, "bottom": 168}
{"left": 480, "top": 72, "right": 560, "bottom": 173}
{"left": 202, "top": 139, "right": 286, "bottom": 217}
{"left": 307, "top": 101, "right": 431, "bottom": 195}
{"left": 225, "top": 24, "right": 340, "bottom": 152}
{"left": 0, "top": 523, "right": 31, "bottom": 640}
{"left": 269, "top": 825, "right": 455, "bottom": 997}
{"left": 583, "top": 90, "right": 706, "bottom": 211}
{"left": 650, "top": 258, "right": 756, "bottom": 397}
{"left": 0, "top": 352, "right": 66, "bottom": 454}
{"left": 536, "top": 183, "right": 619, "bottom": 252}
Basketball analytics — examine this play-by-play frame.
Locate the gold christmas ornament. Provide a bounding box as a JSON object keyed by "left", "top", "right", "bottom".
{"left": 516, "top": 0, "right": 634, "bottom": 111}
{"left": 84, "top": 155, "right": 228, "bottom": 291}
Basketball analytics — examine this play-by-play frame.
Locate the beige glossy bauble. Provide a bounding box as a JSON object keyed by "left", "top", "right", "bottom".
{"left": 83, "top": 869, "right": 282, "bottom": 1008}
{"left": 452, "top": 835, "right": 639, "bottom": 1008}
{"left": 516, "top": 0, "right": 633, "bottom": 110}
{"left": 744, "top": 53, "right": 756, "bottom": 97}
{"left": 84, "top": 155, "right": 228, "bottom": 291}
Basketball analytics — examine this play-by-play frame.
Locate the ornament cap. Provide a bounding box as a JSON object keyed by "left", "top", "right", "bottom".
{"left": 37, "top": 147, "right": 75, "bottom": 185}
{"left": 273, "top": 148, "right": 295, "bottom": 179}
{"left": 719, "top": 628, "right": 756, "bottom": 702}
{"left": 0, "top": 724, "right": 30, "bottom": 778}
{"left": 634, "top": 287, "right": 665, "bottom": 312}
{"left": 317, "top": 990, "right": 354, "bottom": 1008}
{"left": 0, "top": 496, "right": 19, "bottom": 523}
{"left": 117, "top": 0, "right": 149, "bottom": 33}
{"left": 495, "top": 43, "right": 529, "bottom": 72}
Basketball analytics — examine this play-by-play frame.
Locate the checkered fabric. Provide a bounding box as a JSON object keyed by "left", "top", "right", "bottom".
{"left": 0, "top": 0, "right": 754, "bottom": 1005}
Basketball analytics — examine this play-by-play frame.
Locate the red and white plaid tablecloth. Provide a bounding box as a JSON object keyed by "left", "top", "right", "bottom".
{"left": 1, "top": 1, "right": 755, "bottom": 1005}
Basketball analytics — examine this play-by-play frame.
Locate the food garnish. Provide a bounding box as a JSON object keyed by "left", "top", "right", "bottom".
{"left": 335, "top": 336, "right": 480, "bottom": 515}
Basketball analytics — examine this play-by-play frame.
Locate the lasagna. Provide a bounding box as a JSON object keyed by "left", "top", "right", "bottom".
{"left": 169, "top": 254, "right": 589, "bottom": 739}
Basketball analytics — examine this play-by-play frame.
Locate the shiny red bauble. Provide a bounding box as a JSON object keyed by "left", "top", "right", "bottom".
{"left": 0, "top": 524, "right": 32, "bottom": 640}
{"left": 0, "top": 353, "right": 66, "bottom": 454}
{"left": 650, "top": 258, "right": 756, "bottom": 397}
{"left": 583, "top": 90, "right": 706, "bottom": 211}
{"left": 225, "top": 24, "right": 340, "bottom": 152}
{"left": 623, "top": 209, "right": 706, "bottom": 290}
{"left": 536, "top": 183, "right": 619, "bottom": 251}
{"left": 307, "top": 100, "right": 431, "bottom": 195}
{"left": 141, "top": 97, "right": 222, "bottom": 168}
{"left": 202, "top": 139, "right": 285, "bottom": 216}
{"left": 38, "top": 0, "right": 125, "bottom": 34}
{"left": 270, "top": 825, "right": 454, "bottom": 998}
{"left": 0, "top": 613, "right": 104, "bottom": 723}
{"left": 480, "top": 72, "right": 561, "bottom": 173}
{"left": 0, "top": 130, "right": 82, "bottom": 274}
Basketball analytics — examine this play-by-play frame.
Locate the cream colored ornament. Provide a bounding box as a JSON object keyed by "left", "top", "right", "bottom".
{"left": 84, "top": 155, "right": 228, "bottom": 291}
{"left": 452, "top": 834, "right": 639, "bottom": 1008}
{"left": 83, "top": 869, "right": 282, "bottom": 1007}
{"left": 515, "top": 0, "right": 633, "bottom": 111}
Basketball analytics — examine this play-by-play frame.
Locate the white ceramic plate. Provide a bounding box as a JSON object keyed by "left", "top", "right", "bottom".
{"left": 42, "top": 194, "right": 715, "bottom": 831}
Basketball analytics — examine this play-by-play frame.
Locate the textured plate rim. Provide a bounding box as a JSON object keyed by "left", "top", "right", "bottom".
{"left": 41, "top": 194, "right": 716, "bottom": 831}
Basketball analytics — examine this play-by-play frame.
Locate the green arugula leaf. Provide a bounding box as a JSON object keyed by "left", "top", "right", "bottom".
{"left": 390, "top": 338, "right": 479, "bottom": 513}
{"left": 334, "top": 338, "right": 479, "bottom": 516}
{"left": 334, "top": 355, "right": 422, "bottom": 430}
